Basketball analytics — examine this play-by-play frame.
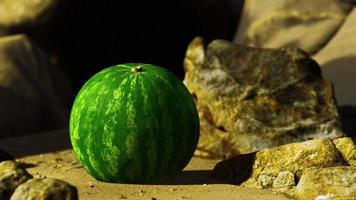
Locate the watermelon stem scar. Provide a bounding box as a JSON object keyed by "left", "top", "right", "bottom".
{"left": 131, "top": 66, "right": 143, "bottom": 73}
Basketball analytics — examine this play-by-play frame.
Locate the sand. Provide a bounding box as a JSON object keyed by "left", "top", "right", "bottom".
{"left": 1, "top": 129, "right": 291, "bottom": 200}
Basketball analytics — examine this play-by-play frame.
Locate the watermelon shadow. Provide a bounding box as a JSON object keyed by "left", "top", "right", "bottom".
{"left": 155, "top": 170, "right": 227, "bottom": 185}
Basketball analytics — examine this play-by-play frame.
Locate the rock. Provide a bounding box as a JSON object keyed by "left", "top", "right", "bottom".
{"left": 272, "top": 171, "right": 295, "bottom": 189}
{"left": 211, "top": 138, "right": 356, "bottom": 197}
{"left": 0, "top": 34, "right": 71, "bottom": 137}
{"left": 211, "top": 138, "right": 346, "bottom": 187}
{"left": 294, "top": 166, "right": 356, "bottom": 200}
{"left": 0, "top": 0, "right": 58, "bottom": 36}
{"left": 0, "top": 149, "right": 13, "bottom": 162}
{"left": 333, "top": 137, "right": 356, "bottom": 166}
{"left": 0, "top": 160, "right": 32, "bottom": 199}
{"left": 10, "top": 178, "right": 78, "bottom": 200}
{"left": 257, "top": 174, "right": 274, "bottom": 189}
{"left": 184, "top": 37, "right": 344, "bottom": 159}
{"left": 234, "top": 0, "right": 353, "bottom": 54}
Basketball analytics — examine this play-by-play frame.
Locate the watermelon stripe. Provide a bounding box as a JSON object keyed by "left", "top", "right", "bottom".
{"left": 85, "top": 79, "right": 113, "bottom": 179}
{"left": 124, "top": 74, "right": 145, "bottom": 182}
{"left": 165, "top": 76, "right": 190, "bottom": 174}
{"left": 133, "top": 73, "right": 149, "bottom": 182}
{"left": 150, "top": 72, "right": 199, "bottom": 175}
{"left": 71, "top": 71, "right": 130, "bottom": 181}
{"left": 152, "top": 75, "right": 182, "bottom": 180}
{"left": 146, "top": 74, "right": 172, "bottom": 179}
{"left": 110, "top": 76, "right": 132, "bottom": 182}
{"left": 135, "top": 71, "right": 152, "bottom": 182}
{"left": 100, "top": 76, "right": 130, "bottom": 180}
{"left": 142, "top": 76, "right": 163, "bottom": 182}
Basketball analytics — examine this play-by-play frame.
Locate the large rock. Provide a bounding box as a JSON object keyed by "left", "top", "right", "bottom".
{"left": 211, "top": 138, "right": 346, "bottom": 187}
{"left": 234, "top": 0, "right": 353, "bottom": 54}
{"left": 0, "top": 0, "right": 58, "bottom": 36}
{"left": 0, "top": 161, "right": 32, "bottom": 199}
{"left": 10, "top": 178, "right": 78, "bottom": 200}
{"left": 294, "top": 166, "right": 356, "bottom": 200}
{"left": 0, "top": 34, "right": 71, "bottom": 137}
{"left": 184, "top": 37, "right": 344, "bottom": 159}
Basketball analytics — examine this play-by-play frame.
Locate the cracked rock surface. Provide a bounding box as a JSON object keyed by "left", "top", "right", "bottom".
{"left": 183, "top": 37, "right": 344, "bottom": 159}
{"left": 294, "top": 166, "right": 356, "bottom": 200}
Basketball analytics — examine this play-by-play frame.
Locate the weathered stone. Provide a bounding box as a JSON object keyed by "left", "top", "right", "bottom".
{"left": 234, "top": 0, "right": 353, "bottom": 54}
{"left": 211, "top": 138, "right": 346, "bottom": 187}
{"left": 184, "top": 37, "right": 344, "bottom": 159}
{"left": 10, "top": 178, "right": 78, "bottom": 200}
{"left": 272, "top": 171, "right": 295, "bottom": 189}
{"left": 0, "top": 0, "right": 58, "bottom": 36}
{"left": 333, "top": 137, "right": 356, "bottom": 166}
{"left": 0, "top": 149, "right": 13, "bottom": 162}
{"left": 0, "top": 161, "right": 32, "bottom": 199}
{"left": 257, "top": 174, "right": 274, "bottom": 189}
{"left": 294, "top": 166, "right": 356, "bottom": 200}
{"left": 0, "top": 34, "right": 71, "bottom": 137}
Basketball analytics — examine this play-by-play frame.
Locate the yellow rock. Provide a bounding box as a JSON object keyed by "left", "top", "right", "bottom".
{"left": 333, "top": 137, "right": 356, "bottom": 167}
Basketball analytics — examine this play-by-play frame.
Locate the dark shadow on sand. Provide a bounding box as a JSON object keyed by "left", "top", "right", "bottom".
{"left": 155, "top": 170, "right": 228, "bottom": 185}
{"left": 156, "top": 153, "right": 256, "bottom": 185}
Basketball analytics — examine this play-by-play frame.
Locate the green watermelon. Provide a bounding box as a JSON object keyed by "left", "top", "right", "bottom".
{"left": 69, "top": 63, "right": 200, "bottom": 183}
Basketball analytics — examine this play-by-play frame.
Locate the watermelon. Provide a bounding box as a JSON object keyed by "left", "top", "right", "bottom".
{"left": 69, "top": 63, "right": 200, "bottom": 183}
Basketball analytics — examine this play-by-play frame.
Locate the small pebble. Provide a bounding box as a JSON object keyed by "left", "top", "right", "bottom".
{"left": 151, "top": 198, "right": 157, "bottom": 200}
{"left": 35, "top": 160, "right": 43, "bottom": 164}
{"left": 86, "top": 182, "right": 95, "bottom": 188}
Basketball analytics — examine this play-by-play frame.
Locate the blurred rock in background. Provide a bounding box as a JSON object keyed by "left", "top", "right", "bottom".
{"left": 234, "top": 0, "right": 356, "bottom": 138}
{"left": 0, "top": 0, "right": 58, "bottom": 36}
{"left": 0, "top": 34, "right": 71, "bottom": 137}
{"left": 234, "top": 0, "right": 353, "bottom": 54}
